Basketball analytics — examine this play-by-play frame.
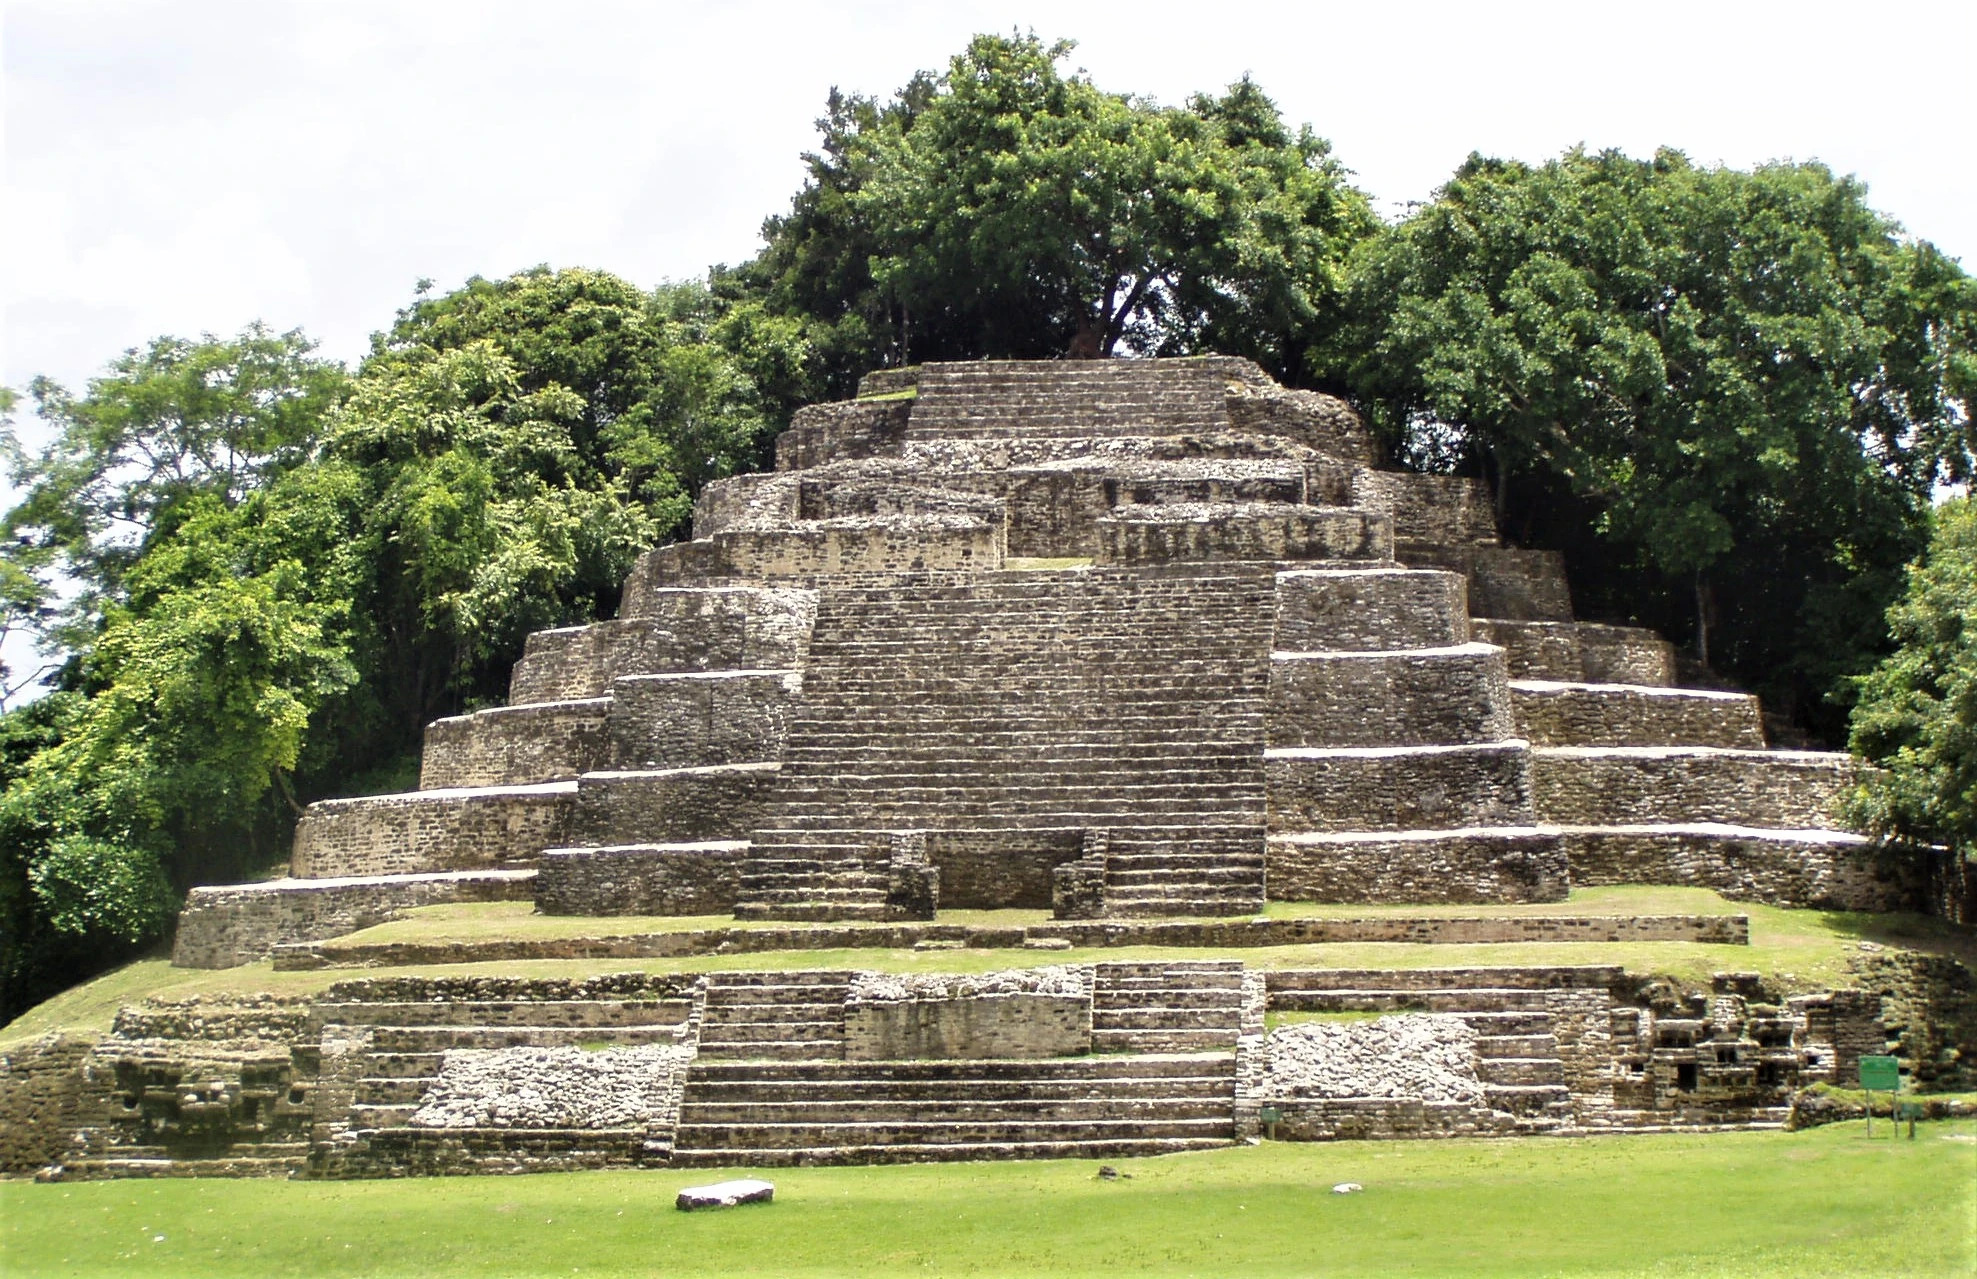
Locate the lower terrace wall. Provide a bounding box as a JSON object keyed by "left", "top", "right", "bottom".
{"left": 535, "top": 843, "right": 746, "bottom": 916}
{"left": 419, "top": 699, "right": 610, "bottom": 789}
{"left": 845, "top": 993, "right": 1092, "bottom": 1060}
{"left": 173, "top": 870, "right": 536, "bottom": 969}
{"left": 291, "top": 784, "right": 574, "bottom": 879}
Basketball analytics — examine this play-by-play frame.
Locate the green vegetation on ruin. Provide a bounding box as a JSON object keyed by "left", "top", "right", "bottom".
{"left": 4, "top": 1123, "right": 1972, "bottom": 1278}
{"left": 7, "top": 887, "right": 1968, "bottom": 1050}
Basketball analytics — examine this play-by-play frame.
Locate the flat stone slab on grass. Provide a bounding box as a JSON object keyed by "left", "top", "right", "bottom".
{"left": 676, "top": 1179, "right": 775, "bottom": 1211}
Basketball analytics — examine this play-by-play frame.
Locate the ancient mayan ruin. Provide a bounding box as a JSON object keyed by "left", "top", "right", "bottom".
{"left": 2, "top": 358, "right": 1911, "bottom": 1177}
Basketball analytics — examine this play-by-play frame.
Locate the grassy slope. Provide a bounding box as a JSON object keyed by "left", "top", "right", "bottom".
{"left": 4, "top": 888, "right": 1969, "bottom": 1049}
{"left": 3, "top": 1124, "right": 1972, "bottom": 1278}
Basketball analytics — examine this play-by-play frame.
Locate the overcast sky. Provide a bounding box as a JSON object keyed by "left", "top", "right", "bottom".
{"left": 6, "top": 0, "right": 1974, "bottom": 403}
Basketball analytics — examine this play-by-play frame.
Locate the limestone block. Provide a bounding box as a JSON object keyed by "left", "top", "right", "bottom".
{"left": 1265, "top": 742, "right": 1534, "bottom": 832}
{"left": 420, "top": 698, "right": 611, "bottom": 789}
{"left": 1351, "top": 472, "right": 1498, "bottom": 555}
{"left": 775, "top": 396, "right": 911, "bottom": 469}
{"left": 1267, "top": 643, "right": 1513, "bottom": 748}
{"left": 1273, "top": 568, "right": 1469, "bottom": 652}
{"left": 534, "top": 842, "right": 747, "bottom": 916}
{"left": 172, "top": 869, "right": 536, "bottom": 969}
{"left": 677, "top": 1179, "right": 775, "bottom": 1210}
{"left": 572, "top": 763, "right": 779, "bottom": 846}
{"left": 290, "top": 784, "right": 576, "bottom": 879}
{"left": 1530, "top": 747, "right": 1855, "bottom": 827}
{"left": 607, "top": 670, "right": 800, "bottom": 770}
{"left": 1510, "top": 681, "right": 1765, "bottom": 748}
{"left": 1265, "top": 828, "right": 1568, "bottom": 903}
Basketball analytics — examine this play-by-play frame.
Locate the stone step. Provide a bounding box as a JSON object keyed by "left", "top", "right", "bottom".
{"left": 694, "top": 1041, "right": 849, "bottom": 1061}
{"left": 672, "top": 1117, "right": 1234, "bottom": 1150}
{"left": 668, "top": 1136, "right": 1236, "bottom": 1166}
{"left": 677, "top": 1097, "right": 1232, "bottom": 1124}
{"left": 697, "top": 1020, "right": 845, "bottom": 1044}
{"left": 1269, "top": 989, "right": 1559, "bottom": 1014}
{"left": 1091, "top": 1006, "right": 1244, "bottom": 1029}
{"left": 681, "top": 1075, "right": 1237, "bottom": 1103}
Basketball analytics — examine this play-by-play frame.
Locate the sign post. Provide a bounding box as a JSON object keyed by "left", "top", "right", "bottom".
{"left": 1260, "top": 1106, "right": 1281, "bottom": 1142}
{"left": 1859, "top": 1055, "right": 1900, "bottom": 1136}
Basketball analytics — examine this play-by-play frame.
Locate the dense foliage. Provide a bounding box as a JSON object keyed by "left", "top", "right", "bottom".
{"left": 728, "top": 33, "right": 1375, "bottom": 395}
{"left": 1848, "top": 498, "right": 1977, "bottom": 863}
{"left": 1, "top": 33, "right": 1972, "bottom": 1019}
{"left": 1340, "top": 149, "right": 1974, "bottom": 735}
{"left": 0, "top": 269, "right": 800, "bottom": 1017}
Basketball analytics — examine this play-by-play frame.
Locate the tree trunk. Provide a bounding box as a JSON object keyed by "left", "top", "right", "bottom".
{"left": 1694, "top": 570, "right": 1711, "bottom": 669}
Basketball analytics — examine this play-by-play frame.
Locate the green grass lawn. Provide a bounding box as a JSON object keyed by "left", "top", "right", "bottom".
{"left": 3, "top": 1123, "right": 1972, "bottom": 1278}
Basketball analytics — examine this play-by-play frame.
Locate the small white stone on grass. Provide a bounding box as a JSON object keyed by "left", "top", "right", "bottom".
{"left": 676, "top": 1179, "right": 776, "bottom": 1211}
{"left": 1331, "top": 1183, "right": 1363, "bottom": 1195}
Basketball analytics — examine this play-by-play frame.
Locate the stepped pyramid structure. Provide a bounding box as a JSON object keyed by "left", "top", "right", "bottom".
{"left": 179, "top": 355, "right": 1889, "bottom": 964}
{"left": 8, "top": 357, "right": 1924, "bottom": 1180}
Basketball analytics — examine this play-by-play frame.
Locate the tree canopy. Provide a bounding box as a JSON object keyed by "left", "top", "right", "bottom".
{"left": 0, "top": 268, "right": 805, "bottom": 1017}
{"left": 732, "top": 33, "right": 1375, "bottom": 394}
{"left": 1847, "top": 497, "right": 1977, "bottom": 865}
{"left": 1339, "top": 148, "right": 1974, "bottom": 735}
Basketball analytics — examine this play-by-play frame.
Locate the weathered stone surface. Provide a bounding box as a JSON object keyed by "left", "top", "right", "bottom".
{"left": 173, "top": 869, "right": 535, "bottom": 969}
{"left": 411, "top": 1044, "right": 689, "bottom": 1130}
{"left": 534, "top": 842, "right": 746, "bottom": 916}
{"left": 290, "top": 785, "right": 575, "bottom": 879}
{"left": 677, "top": 1178, "right": 776, "bottom": 1211}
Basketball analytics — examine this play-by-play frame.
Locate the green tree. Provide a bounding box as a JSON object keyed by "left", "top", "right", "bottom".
{"left": 1847, "top": 497, "right": 1977, "bottom": 868}
{"left": 1342, "top": 149, "right": 1975, "bottom": 736}
{"left": 735, "top": 34, "right": 1374, "bottom": 389}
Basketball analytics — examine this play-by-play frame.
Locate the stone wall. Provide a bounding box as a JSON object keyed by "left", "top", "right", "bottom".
{"left": 173, "top": 869, "right": 536, "bottom": 969}
{"left": 925, "top": 828, "right": 1087, "bottom": 909}
{"left": 534, "top": 842, "right": 746, "bottom": 916}
{"left": 845, "top": 993, "right": 1092, "bottom": 1060}
{"left": 1266, "top": 830, "right": 1569, "bottom": 903}
{"left": 1273, "top": 568, "right": 1468, "bottom": 653}
{"left": 1269, "top": 644, "right": 1513, "bottom": 748}
{"left": 1351, "top": 472, "right": 1497, "bottom": 556}
{"left": 1265, "top": 742, "right": 1534, "bottom": 832}
{"left": 1095, "top": 503, "right": 1391, "bottom": 565}
{"left": 571, "top": 762, "right": 779, "bottom": 846}
{"left": 419, "top": 699, "right": 611, "bottom": 789}
{"left": 0, "top": 1035, "right": 95, "bottom": 1171}
{"left": 622, "top": 519, "right": 1004, "bottom": 600}
{"left": 1470, "top": 619, "right": 1675, "bottom": 686}
{"left": 290, "top": 784, "right": 575, "bottom": 879}
{"left": 509, "top": 588, "right": 817, "bottom": 704}
{"left": 1511, "top": 683, "right": 1765, "bottom": 749}
{"left": 773, "top": 398, "right": 913, "bottom": 471}
{"left": 1562, "top": 827, "right": 1912, "bottom": 912}
{"left": 607, "top": 670, "right": 798, "bottom": 770}
{"left": 1532, "top": 747, "right": 1853, "bottom": 827}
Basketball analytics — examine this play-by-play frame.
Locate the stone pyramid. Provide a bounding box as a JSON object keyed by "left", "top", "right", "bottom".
{"left": 176, "top": 356, "right": 1892, "bottom": 968}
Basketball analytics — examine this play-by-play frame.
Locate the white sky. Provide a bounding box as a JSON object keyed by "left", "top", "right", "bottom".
{"left": 4, "top": 0, "right": 1975, "bottom": 402}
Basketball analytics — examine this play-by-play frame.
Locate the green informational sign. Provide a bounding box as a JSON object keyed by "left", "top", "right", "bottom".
{"left": 1859, "top": 1055, "right": 1901, "bottom": 1091}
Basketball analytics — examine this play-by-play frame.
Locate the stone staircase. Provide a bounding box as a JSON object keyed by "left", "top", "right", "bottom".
{"left": 907, "top": 360, "right": 1238, "bottom": 439}
{"left": 670, "top": 1053, "right": 1239, "bottom": 1166}
{"left": 1091, "top": 961, "right": 1245, "bottom": 1052}
{"left": 738, "top": 566, "right": 1275, "bottom": 920}
{"left": 1265, "top": 967, "right": 1611, "bottom": 1132}
{"left": 694, "top": 971, "right": 853, "bottom": 1061}
{"left": 311, "top": 984, "right": 694, "bottom": 1175}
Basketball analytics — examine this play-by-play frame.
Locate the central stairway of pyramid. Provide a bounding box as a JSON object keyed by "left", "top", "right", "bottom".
{"left": 173, "top": 355, "right": 1900, "bottom": 969}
